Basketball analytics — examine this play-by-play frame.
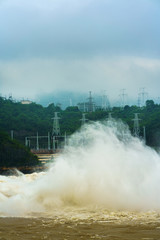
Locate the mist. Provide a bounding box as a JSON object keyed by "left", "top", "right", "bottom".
{"left": 0, "top": 120, "right": 160, "bottom": 217}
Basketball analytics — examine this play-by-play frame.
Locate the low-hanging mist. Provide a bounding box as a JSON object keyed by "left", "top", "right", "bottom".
{"left": 0, "top": 120, "right": 160, "bottom": 217}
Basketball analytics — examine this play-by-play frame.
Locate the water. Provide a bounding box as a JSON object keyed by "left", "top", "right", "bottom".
{"left": 1, "top": 120, "right": 160, "bottom": 239}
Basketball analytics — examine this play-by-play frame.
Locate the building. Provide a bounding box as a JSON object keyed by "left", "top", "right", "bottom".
{"left": 21, "top": 100, "right": 32, "bottom": 105}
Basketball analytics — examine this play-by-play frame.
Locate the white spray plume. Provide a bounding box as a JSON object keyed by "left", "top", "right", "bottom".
{"left": 0, "top": 120, "right": 160, "bottom": 216}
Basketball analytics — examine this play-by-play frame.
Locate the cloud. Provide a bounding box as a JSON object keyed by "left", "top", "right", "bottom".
{"left": 1, "top": 56, "right": 160, "bottom": 101}
{"left": 0, "top": 0, "right": 160, "bottom": 60}
{"left": 0, "top": 0, "right": 160, "bottom": 103}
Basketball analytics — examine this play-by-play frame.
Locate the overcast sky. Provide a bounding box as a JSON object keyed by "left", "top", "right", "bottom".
{"left": 0, "top": 0, "right": 160, "bottom": 104}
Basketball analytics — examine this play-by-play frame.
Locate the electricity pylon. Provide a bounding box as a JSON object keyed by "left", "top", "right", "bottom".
{"left": 52, "top": 112, "right": 61, "bottom": 151}
{"left": 138, "top": 88, "right": 148, "bottom": 107}
{"left": 119, "top": 89, "right": 127, "bottom": 109}
{"left": 81, "top": 113, "right": 88, "bottom": 125}
{"left": 102, "top": 91, "right": 110, "bottom": 110}
{"left": 52, "top": 112, "right": 61, "bottom": 136}
{"left": 107, "top": 112, "right": 113, "bottom": 120}
{"left": 132, "top": 113, "right": 141, "bottom": 137}
{"left": 87, "top": 91, "right": 95, "bottom": 112}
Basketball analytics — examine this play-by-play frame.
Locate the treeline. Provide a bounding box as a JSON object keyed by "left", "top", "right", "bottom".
{"left": 87, "top": 100, "right": 160, "bottom": 146}
{"left": 0, "top": 97, "right": 160, "bottom": 147}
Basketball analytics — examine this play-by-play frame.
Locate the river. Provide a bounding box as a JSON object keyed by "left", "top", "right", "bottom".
{"left": 0, "top": 209, "right": 160, "bottom": 239}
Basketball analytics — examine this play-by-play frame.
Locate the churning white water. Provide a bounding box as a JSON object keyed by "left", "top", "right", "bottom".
{"left": 1, "top": 120, "right": 160, "bottom": 217}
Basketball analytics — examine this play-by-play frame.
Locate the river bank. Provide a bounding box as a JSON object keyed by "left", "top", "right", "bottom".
{"left": 0, "top": 153, "right": 58, "bottom": 175}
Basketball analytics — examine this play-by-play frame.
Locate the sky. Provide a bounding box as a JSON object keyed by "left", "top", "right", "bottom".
{"left": 0, "top": 0, "right": 160, "bottom": 105}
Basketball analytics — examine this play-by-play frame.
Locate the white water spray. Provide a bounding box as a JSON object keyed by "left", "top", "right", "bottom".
{"left": 0, "top": 120, "right": 160, "bottom": 216}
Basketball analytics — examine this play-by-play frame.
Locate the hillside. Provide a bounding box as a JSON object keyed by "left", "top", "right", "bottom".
{"left": 0, "top": 131, "right": 40, "bottom": 169}
{"left": 0, "top": 97, "right": 160, "bottom": 147}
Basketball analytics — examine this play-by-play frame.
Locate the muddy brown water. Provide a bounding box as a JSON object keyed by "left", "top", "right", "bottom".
{"left": 0, "top": 209, "right": 160, "bottom": 240}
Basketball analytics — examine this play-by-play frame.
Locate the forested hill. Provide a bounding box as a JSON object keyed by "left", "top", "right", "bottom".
{"left": 0, "top": 131, "right": 39, "bottom": 168}
{"left": 0, "top": 96, "right": 160, "bottom": 147}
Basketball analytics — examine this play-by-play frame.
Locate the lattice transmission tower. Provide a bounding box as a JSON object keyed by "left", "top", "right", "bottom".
{"left": 138, "top": 88, "right": 148, "bottom": 107}
{"left": 102, "top": 91, "right": 110, "bottom": 110}
{"left": 52, "top": 112, "right": 61, "bottom": 136}
{"left": 132, "top": 113, "right": 141, "bottom": 137}
{"left": 52, "top": 112, "right": 61, "bottom": 151}
{"left": 87, "top": 91, "right": 95, "bottom": 112}
{"left": 107, "top": 112, "right": 113, "bottom": 120}
{"left": 80, "top": 113, "right": 88, "bottom": 125}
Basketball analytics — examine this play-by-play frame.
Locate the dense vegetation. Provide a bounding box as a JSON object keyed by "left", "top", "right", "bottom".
{"left": 0, "top": 131, "right": 39, "bottom": 168}
{"left": 0, "top": 96, "right": 160, "bottom": 153}
{"left": 87, "top": 100, "right": 160, "bottom": 147}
